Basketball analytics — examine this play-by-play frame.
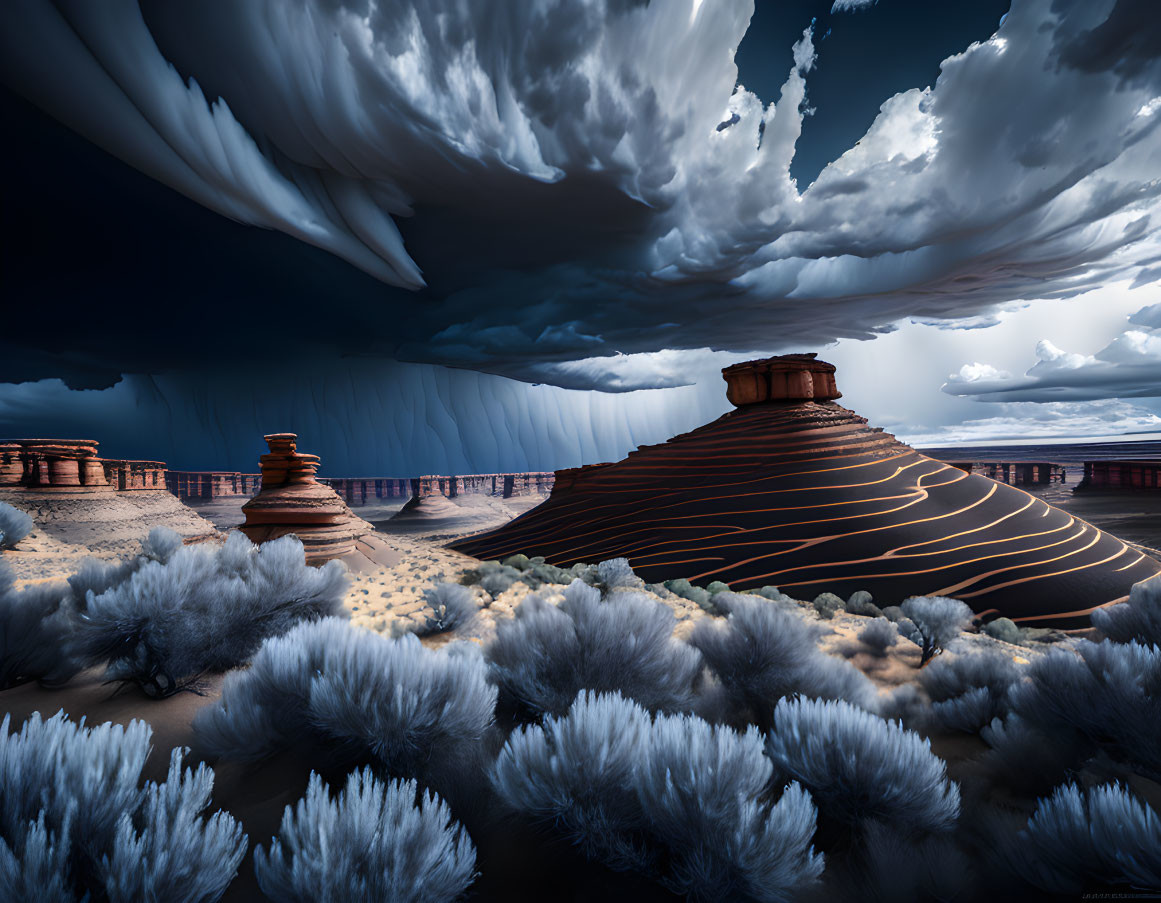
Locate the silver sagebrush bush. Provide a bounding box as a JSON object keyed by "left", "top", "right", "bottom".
{"left": 485, "top": 578, "right": 703, "bottom": 717}
{"left": 1093, "top": 573, "right": 1161, "bottom": 646}
{"left": 0, "top": 711, "right": 244, "bottom": 902}
{"left": 596, "top": 557, "right": 644, "bottom": 590}
{"left": 413, "top": 582, "right": 478, "bottom": 636}
{"left": 0, "top": 502, "right": 33, "bottom": 550}
{"left": 0, "top": 560, "right": 78, "bottom": 689}
{"left": 765, "top": 697, "right": 960, "bottom": 833}
{"left": 1012, "top": 782, "right": 1161, "bottom": 893}
{"left": 253, "top": 768, "right": 476, "bottom": 903}
{"left": 838, "top": 820, "right": 974, "bottom": 903}
{"left": 0, "top": 810, "right": 75, "bottom": 903}
{"left": 1007, "top": 639, "right": 1161, "bottom": 780}
{"left": 492, "top": 691, "right": 824, "bottom": 903}
{"left": 640, "top": 711, "right": 824, "bottom": 901}
{"left": 491, "top": 691, "right": 652, "bottom": 871}
{"left": 64, "top": 527, "right": 182, "bottom": 607}
{"left": 688, "top": 593, "right": 877, "bottom": 725}
{"left": 0, "top": 712, "right": 151, "bottom": 853}
{"left": 919, "top": 649, "right": 1020, "bottom": 733}
{"left": 71, "top": 531, "right": 349, "bottom": 696}
{"left": 100, "top": 748, "right": 246, "bottom": 903}
{"left": 194, "top": 618, "right": 496, "bottom": 781}
{"left": 978, "top": 713, "right": 1093, "bottom": 796}
{"left": 857, "top": 618, "right": 898, "bottom": 655}
{"left": 899, "top": 596, "right": 974, "bottom": 665}
{"left": 478, "top": 564, "right": 524, "bottom": 597}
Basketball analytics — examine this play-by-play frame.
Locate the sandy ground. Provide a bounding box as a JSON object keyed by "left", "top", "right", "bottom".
{"left": 342, "top": 493, "right": 557, "bottom": 637}
{"left": 1, "top": 488, "right": 219, "bottom": 583}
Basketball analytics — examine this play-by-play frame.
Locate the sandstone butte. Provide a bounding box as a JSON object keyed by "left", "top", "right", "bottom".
{"left": 452, "top": 354, "right": 1161, "bottom": 627}
{"left": 239, "top": 432, "right": 398, "bottom": 569}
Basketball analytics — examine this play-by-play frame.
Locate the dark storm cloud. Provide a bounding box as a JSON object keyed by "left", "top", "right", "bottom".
{"left": 1053, "top": 0, "right": 1161, "bottom": 87}
{"left": 0, "top": 0, "right": 1159, "bottom": 393}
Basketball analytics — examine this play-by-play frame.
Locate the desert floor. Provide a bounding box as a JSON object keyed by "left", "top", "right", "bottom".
{"left": 5, "top": 487, "right": 1156, "bottom": 901}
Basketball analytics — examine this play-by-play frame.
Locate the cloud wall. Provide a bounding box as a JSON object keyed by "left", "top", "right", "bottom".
{"left": 0, "top": 358, "right": 732, "bottom": 474}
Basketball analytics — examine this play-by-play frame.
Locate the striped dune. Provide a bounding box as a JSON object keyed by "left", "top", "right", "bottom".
{"left": 451, "top": 355, "right": 1160, "bottom": 626}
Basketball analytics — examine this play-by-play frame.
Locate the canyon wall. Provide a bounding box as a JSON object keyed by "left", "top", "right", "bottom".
{"left": 164, "top": 469, "right": 556, "bottom": 504}
{"left": 319, "top": 472, "right": 555, "bottom": 505}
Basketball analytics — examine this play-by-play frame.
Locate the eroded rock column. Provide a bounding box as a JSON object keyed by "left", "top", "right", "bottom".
{"left": 240, "top": 433, "right": 372, "bottom": 564}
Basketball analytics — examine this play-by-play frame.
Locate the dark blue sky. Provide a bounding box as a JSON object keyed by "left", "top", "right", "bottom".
{"left": 737, "top": 0, "right": 1010, "bottom": 186}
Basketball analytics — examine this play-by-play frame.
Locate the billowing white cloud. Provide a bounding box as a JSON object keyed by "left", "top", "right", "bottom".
{"left": 944, "top": 302, "right": 1161, "bottom": 402}
{"left": 1, "top": 0, "right": 1159, "bottom": 391}
{"left": 953, "top": 362, "right": 1012, "bottom": 384}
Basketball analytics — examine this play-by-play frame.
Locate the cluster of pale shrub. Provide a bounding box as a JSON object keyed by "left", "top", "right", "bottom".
{"left": 2, "top": 511, "right": 1159, "bottom": 900}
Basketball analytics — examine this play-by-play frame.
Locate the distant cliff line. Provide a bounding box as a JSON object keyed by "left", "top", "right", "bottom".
{"left": 166, "top": 470, "right": 556, "bottom": 503}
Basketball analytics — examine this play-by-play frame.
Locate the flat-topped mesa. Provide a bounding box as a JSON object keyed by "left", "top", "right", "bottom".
{"left": 240, "top": 433, "right": 372, "bottom": 564}
{"left": 4, "top": 439, "right": 105, "bottom": 489}
{"left": 722, "top": 353, "right": 841, "bottom": 406}
{"left": 0, "top": 439, "right": 167, "bottom": 492}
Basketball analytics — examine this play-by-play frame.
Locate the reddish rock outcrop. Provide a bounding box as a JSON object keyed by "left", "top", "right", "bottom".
{"left": 0, "top": 439, "right": 218, "bottom": 561}
{"left": 315, "top": 473, "right": 556, "bottom": 506}
{"left": 1077, "top": 460, "right": 1161, "bottom": 491}
{"left": 240, "top": 433, "right": 373, "bottom": 564}
{"left": 166, "top": 472, "right": 262, "bottom": 500}
{"left": 4, "top": 439, "right": 105, "bottom": 490}
{"left": 452, "top": 353, "right": 1161, "bottom": 627}
{"left": 103, "top": 460, "right": 167, "bottom": 490}
{"left": 317, "top": 478, "right": 412, "bottom": 506}
{"left": 0, "top": 439, "right": 169, "bottom": 493}
{"left": 0, "top": 443, "right": 23, "bottom": 485}
{"left": 722, "top": 353, "right": 840, "bottom": 405}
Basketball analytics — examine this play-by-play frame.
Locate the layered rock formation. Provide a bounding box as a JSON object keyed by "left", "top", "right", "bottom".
{"left": 0, "top": 439, "right": 167, "bottom": 492}
{"left": 317, "top": 472, "right": 555, "bottom": 507}
{"left": 240, "top": 433, "right": 375, "bottom": 564}
{"left": 1, "top": 439, "right": 107, "bottom": 490}
{"left": 1077, "top": 460, "right": 1161, "bottom": 491}
{"left": 166, "top": 471, "right": 262, "bottom": 500}
{"left": 452, "top": 354, "right": 1161, "bottom": 626}
{"left": 0, "top": 438, "right": 217, "bottom": 579}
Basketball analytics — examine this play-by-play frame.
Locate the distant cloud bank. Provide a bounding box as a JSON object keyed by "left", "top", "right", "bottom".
{"left": 945, "top": 302, "right": 1161, "bottom": 403}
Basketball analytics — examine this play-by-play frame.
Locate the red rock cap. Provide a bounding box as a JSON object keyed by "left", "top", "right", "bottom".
{"left": 721, "top": 353, "right": 841, "bottom": 406}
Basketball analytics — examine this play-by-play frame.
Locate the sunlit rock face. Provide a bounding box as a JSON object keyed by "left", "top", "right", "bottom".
{"left": 453, "top": 355, "right": 1161, "bottom": 626}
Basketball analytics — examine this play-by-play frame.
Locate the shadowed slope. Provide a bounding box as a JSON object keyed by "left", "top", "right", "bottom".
{"left": 452, "top": 356, "right": 1160, "bottom": 626}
